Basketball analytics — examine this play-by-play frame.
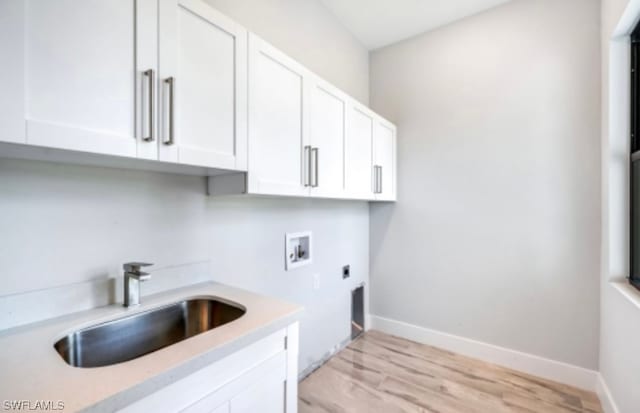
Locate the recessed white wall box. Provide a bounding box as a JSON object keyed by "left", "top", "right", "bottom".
{"left": 285, "top": 231, "right": 312, "bottom": 270}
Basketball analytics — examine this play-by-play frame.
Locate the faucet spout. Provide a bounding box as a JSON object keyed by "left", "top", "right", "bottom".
{"left": 123, "top": 262, "right": 153, "bottom": 307}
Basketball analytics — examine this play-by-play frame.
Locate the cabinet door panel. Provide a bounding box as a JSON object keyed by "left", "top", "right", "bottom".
{"left": 309, "top": 80, "right": 346, "bottom": 198}
{"left": 229, "top": 370, "right": 285, "bottom": 413}
{"left": 210, "top": 403, "right": 230, "bottom": 413}
{"left": 345, "top": 105, "right": 374, "bottom": 200}
{"left": 374, "top": 120, "right": 397, "bottom": 201}
{"left": 0, "top": 0, "right": 25, "bottom": 144}
{"left": 247, "top": 34, "right": 309, "bottom": 196}
{"left": 22, "top": 0, "right": 155, "bottom": 158}
{"left": 117, "top": 330, "right": 287, "bottom": 413}
{"left": 159, "top": 0, "right": 247, "bottom": 170}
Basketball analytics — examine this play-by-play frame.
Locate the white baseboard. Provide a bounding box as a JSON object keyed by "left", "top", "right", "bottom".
{"left": 596, "top": 374, "right": 620, "bottom": 413}
{"left": 369, "top": 315, "right": 598, "bottom": 392}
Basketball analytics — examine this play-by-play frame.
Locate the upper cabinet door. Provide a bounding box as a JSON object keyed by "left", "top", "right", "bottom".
{"left": 309, "top": 78, "right": 347, "bottom": 198}
{"left": 373, "top": 118, "right": 397, "bottom": 201}
{"left": 158, "top": 0, "right": 247, "bottom": 170}
{"left": 3, "top": 0, "right": 158, "bottom": 158}
{"left": 345, "top": 103, "right": 375, "bottom": 200}
{"left": 247, "top": 33, "right": 310, "bottom": 196}
{"left": 0, "top": 0, "right": 26, "bottom": 145}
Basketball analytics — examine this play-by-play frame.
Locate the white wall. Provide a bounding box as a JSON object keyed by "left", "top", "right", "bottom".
{"left": 600, "top": 0, "right": 640, "bottom": 411}
{"left": 0, "top": 0, "right": 370, "bottom": 375}
{"left": 204, "top": 0, "right": 369, "bottom": 104}
{"left": 369, "top": 0, "right": 602, "bottom": 369}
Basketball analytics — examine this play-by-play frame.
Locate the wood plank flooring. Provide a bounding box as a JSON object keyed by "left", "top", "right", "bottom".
{"left": 299, "top": 330, "right": 603, "bottom": 413}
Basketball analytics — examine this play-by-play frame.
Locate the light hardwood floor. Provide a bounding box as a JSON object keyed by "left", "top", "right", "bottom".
{"left": 299, "top": 330, "right": 603, "bottom": 413}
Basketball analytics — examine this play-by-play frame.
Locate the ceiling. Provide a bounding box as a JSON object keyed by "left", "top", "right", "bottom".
{"left": 320, "top": 0, "right": 512, "bottom": 50}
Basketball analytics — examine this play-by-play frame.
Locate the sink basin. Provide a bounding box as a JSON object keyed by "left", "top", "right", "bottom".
{"left": 54, "top": 298, "right": 246, "bottom": 368}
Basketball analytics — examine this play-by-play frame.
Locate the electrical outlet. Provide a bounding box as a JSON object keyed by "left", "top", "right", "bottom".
{"left": 313, "top": 273, "right": 320, "bottom": 290}
{"left": 342, "top": 265, "right": 350, "bottom": 279}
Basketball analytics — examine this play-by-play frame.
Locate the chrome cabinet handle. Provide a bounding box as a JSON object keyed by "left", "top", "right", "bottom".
{"left": 304, "top": 146, "right": 312, "bottom": 187}
{"left": 311, "top": 147, "right": 319, "bottom": 187}
{"left": 373, "top": 165, "right": 378, "bottom": 193}
{"left": 143, "top": 69, "right": 155, "bottom": 142}
{"left": 164, "top": 77, "right": 175, "bottom": 146}
{"left": 373, "top": 165, "right": 382, "bottom": 194}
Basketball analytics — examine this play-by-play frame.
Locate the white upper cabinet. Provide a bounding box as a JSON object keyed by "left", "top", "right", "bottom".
{"left": 2, "top": 0, "right": 158, "bottom": 158}
{"left": 247, "top": 33, "right": 310, "bottom": 197}
{"left": 0, "top": 0, "right": 26, "bottom": 145}
{"left": 345, "top": 103, "right": 375, "bottom": 200}
{"left": 1, "top": 1, "right": 396, "bottom": 201}
{"left": 373, "top": 119, "right": 397, "bottom": 201}
{"left": 1, "top": 0, "right": 247, "bottom": 169}
{"left": 308, "top": 78, "right": 348, "bottom": 198}
{"left": 158, "top": 0, "right": 247, "bottom": 170}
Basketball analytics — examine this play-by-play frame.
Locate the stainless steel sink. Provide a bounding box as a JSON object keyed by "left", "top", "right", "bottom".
{"left": 54, "top": 298, "right": 246, "bottom": 368}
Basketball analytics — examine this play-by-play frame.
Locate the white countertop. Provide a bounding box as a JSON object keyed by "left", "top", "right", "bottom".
{"left": 0, "top": 282, "right": 302, "bottom": 412}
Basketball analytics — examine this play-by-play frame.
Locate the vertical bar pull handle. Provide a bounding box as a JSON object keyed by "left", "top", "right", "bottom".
{"left": 312, "top": 147, "right": 319, "bottom": 187}
{"left": 373, "top": 165, "right": 382, "bottom": 194}
{"left": 143, "top": 69, "right": 155, "bottom": 142}
{"left": 164, "top": 77, "right": 175, "bottom": 146}
{"left": 373, "top": 165, "right": 378, "bottom": 194}
{"left": 304, "top": 146, "right": 312, "bottom": 187}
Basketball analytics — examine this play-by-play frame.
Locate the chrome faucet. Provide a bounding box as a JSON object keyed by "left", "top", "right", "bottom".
{"left": 123, "top": 262, "right": 152, "bottom": 307}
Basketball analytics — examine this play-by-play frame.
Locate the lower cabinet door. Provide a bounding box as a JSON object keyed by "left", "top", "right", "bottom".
{"left": 180, "top": 352, "right": 288, "bottom": 413}
{"left": 116, "top": 329, "right": 290, "bottom": 413}
{"left": 210, "top": 402, "right": 230, "bottom": 413}
{"left": 229, "top": 370, "right": 286, "bottom": 413}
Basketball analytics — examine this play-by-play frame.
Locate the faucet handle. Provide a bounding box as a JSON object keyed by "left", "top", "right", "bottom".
{"left": 123, "top": 262, "right": 153, "bottom": 273}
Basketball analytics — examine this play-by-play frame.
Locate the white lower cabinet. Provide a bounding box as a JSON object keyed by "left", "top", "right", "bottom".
{"left": 181, "top": 352, "right": 287, "bottom": 413}
{"left": 229, "top": 367, "right": 286, "bottom": 413}
{"left": 210, "top": 403, "right": 230, "bottom": 413}
{"left": 118, "top": 323, "right": 298, "bottom": 413}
